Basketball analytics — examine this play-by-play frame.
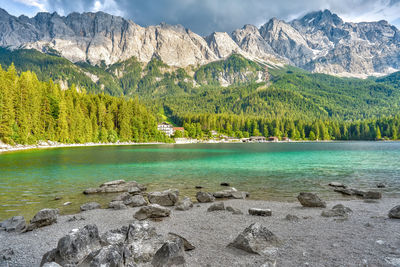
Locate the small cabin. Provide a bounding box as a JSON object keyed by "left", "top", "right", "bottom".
{"left": 268, "top": 136, "right": 279, "bottom": 142}
{"left": 282, "top": 137, "right": 291, "bottom": 142}
{"left": 250, "top": 136, "right": 266, "bottom": 143}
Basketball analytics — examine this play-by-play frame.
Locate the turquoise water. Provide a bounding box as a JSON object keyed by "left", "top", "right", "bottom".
{"left": 1, "top": 142, "right": 400, "bottom": 220}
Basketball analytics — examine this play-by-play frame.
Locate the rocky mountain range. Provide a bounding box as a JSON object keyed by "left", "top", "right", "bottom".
{"left": 0, "top": 8, "right": 399, "bottom": 77}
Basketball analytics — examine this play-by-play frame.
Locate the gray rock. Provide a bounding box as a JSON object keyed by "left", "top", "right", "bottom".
{"left": 101, "top": 228, "right": 127, "bottom": 245}
{"left": 207, "top": 202, "right": 225, "bottom": 212}
{"left": 84, "top": 180, "right": 145, "bottom": 194}
{"left": 351, "top": 189, "right": 366, "bottom": 197}
{"left": 376, "top": 183, "right": 386, "bottom": 188}
{"left": 100, "top": 180, "right": 126, "bottom": 187}
{"left": 151, "top": 238, "right": 185, "bottom": 267}
{"left": 226, "top": 206, "right": 243, "bottom": 215}
{"left": 85, "top": 244, "right": 124, "bottom": 267}
{"left": 42, "top": 263, "right": 61, "bottom": 267}
{"left": 128, "top": 186, "right": 142, "bottom": 195}
{"left": 297, "top": 193, "right": 326, "bottom": 208}
{"left": 231, "top": 191, "right": 247, "bottom": 199}
{"left": 112, "top": 192, "right": 135, "bottom": 205}
{"left": 334, "top": 188, "right": 355, "bottom": 196}
{"left": 285, "top": 214, "right": 300, "bottom": 222}
{"left": 168, "top": 232, "right": 195, "bottom": 251}
{"left": 108, "top": 201, "right": 127, "bottom": 210}
{"left": 131, "top": 194, "right": 148, "bottom": 207}
{"left": 220, "top": 182, "right": 230, "bottom": 186}
{"left": 175, "top": 197, "right": 193, "bottom": 211}
{"left": 0, "top": 248, "right": 14, "bottom": 261}
{"left": 134, "top": 204, "right": 171, "bottom": 220}
{"left": 321, "top": 204, "right": 352, "bottom": 218}
{"left": 249, "top": 208, "right": 272, "bottom": 216}
{"left": 329, "top": 182, "right": 346, "bottom": 188}
{"left": 148, "top": 189, "right": 179, "bottom": 206}
{"left": 80, "top": 202, "right": 101, "bottom": 211}
{"left": 0, "top": 216, "right": 26, "bottom": 232}
{"left": 196, "top": 192, "right": 215, "bottom": 203}
{"left": 41, "top": 224, "right": 102, "bottom": 266}
{"left": 363, "top": 191, "right": 382, "bottom": 199}
{"left": 388, "top": 205, "right": 400, "bottom": 219}
{"left": 63, "top": 202, "right": 72, "bottom": 206}
{"left": 26, "top": 208, "right": 59, "bottom": 231}
{"left": 66, "top": 216, "right": 85, "bottom": 222}
{"left": 228, "top": 223, "right": 281, "bottom": 254}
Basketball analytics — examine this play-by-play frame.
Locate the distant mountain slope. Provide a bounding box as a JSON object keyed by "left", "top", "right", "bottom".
{"left": 0, "top": 8, "right": 399, "bottom": 77}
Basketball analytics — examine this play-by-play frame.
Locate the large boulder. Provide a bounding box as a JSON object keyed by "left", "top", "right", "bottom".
{"left": 148, "top": 189, "right": 179, "bottom": 206}
{"left": 297, "top": 193, "right": 326, "bottom": 208}
{"left": 83, "top": 180, "right": 146, "bottom": 194}
{"left": 83, "top": 244, "right": 124, "bottom": 266}
{"left": 167, "top": 233, "right": 195, "bottom": 251}
{"left": 0, "top": 216, "right": 26, "bottom": 232}
{"left": 26, "top": 209, "right": 59, "bottom": 231}
{"left": 80, "top": 202, "right": 101, "bottom": 211}
{"left": 110, "top": 193, "right": 147, "bottom": 208}
{"left": 151, "top": 238, "right": 186, "bottom": 267}
{"left": 388, "top": 205, "right": 400, "bottom": 219}
{"left": 175, "top": 197, "right": 193, "bottom": 211}
{"left": 130, "top": 195, "right": 148, "bottom": 207}
{"left": 41, "top": 224, "right": 102, "bottom": 266}
{"left": 134, "top": 204, "right": 171, "bottom": 220}
{"left": 228, "top": 223, "right": 281, "bottom": 254}
{"left": 196, "top": 192, "right": 215, "bottom": 203}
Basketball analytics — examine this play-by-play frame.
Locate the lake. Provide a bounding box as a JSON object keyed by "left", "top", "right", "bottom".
{"left": 1, "top": 142, "right": 399, "bottom": 220}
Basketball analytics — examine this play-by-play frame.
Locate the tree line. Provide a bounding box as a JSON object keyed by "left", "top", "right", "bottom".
{"left": 0, "top": 65, "right": 171, "bottom": 145}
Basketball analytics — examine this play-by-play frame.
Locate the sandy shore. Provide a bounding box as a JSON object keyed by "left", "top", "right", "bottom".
{"left": 1, "top": 198, "right": 400, "bottom": 267}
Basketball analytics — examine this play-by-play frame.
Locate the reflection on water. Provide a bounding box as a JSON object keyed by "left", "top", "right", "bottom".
{"left": 0, "top": 142, "right": 400, "bottom": 220}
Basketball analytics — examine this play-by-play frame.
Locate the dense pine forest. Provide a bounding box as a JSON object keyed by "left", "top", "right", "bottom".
{"left": 1, "top": 48, "right": 400, "bottom": 144}
{"left": 0, "top": 65, "right": 170, "bottom": 145}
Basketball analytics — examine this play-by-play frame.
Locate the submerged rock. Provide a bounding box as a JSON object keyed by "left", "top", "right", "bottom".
{"left": 83, "top": 180, "right": 146, "bottom": 194}
{"left": 26, "top": 209, "right": 59, "bottom": 231}
{"left": 388, "top": 205, "right": 400, "bottom": 219}
{"left": 207, "top": 202, "right": 225, "bottom": 212}
{"left": 0, "top": 216, "right": 26, "bottom": 232}
{"left": 80, "top": 202, "right": 101, "bottom": 211}
{"left": 249, "top": 208, "right": 272, "bottom": 217}
{"left": 329, "top": 182, "right": 346, "bottom": 188}
{"left": 148, "top": 189, "right": 179, "bottom": 206}
{"left": 363, "top": 191, "right": 382, "bottom": 200}
{"left": 376, "top": 183, "right": 386, "bottom": 188}
{"left": 228, "top": 223, "right": 280, "bottom": 254}
{"left": 297, "top": 193, "right": 326, "bottom": 208}
{"left": 134, "top": 204, "right": 171, "bottom": 220}
{"left": 220, "top": 182, "right": 230, "bottom": 186}
{"left": 196, "top": 192, "right": 215, "bottom": 203}
{"left": 175, "top": 197, "right": 193, "bottom": 211}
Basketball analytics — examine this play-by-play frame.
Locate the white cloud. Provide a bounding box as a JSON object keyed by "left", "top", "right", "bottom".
{"left": 13, "top": 0, "right": 48, "bottom": 12}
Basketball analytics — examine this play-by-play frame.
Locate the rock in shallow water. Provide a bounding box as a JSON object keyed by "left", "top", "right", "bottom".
{"left": 196, "top": 192, "right": 215, "bottom": 203}
{"left": 83, "top": 180, "right": 146, "bottom": 194}
{"left": 363, "top": 191, "right": 382, "bottom": 200}
{"left": 228, "top": 223, "right": 281, "bottom": 255}
{"left": 297, "top": 192, "right": 326, "bottom": 208}
{"left": 388, "top": 205, "right": 400, "bottom": 219}
{"left": 134, "top": 204, "right": 171, "bottom": 220}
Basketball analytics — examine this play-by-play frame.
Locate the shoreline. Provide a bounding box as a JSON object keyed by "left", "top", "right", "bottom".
{"left": 0, "top": 139, "right": 394, "bottom": 154}
{"left": 1, "top": 198, "right": 399, "bottom": 266}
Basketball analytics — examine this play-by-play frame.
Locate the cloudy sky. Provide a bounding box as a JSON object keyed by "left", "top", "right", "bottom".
{"left": 3, "top": 0, "right": 400, "bottom": 35}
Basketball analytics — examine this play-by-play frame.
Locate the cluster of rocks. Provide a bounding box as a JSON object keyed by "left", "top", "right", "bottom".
{"left": 40, "top": 221, "right": 194, "bottom": 267}
{"left": 328, "top": 182, "right": 382, "bottom": 199}
{"left": 83, "top": 179, "right": 146, "bottom": 194}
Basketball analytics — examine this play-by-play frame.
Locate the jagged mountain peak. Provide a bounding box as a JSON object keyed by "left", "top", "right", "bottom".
{"left": 294, "top": 9, "right": 343, "bottom": 28}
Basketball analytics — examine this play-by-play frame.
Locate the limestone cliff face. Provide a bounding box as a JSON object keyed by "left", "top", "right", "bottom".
{"left": 0, "top": 8, "right": 399, "bottom": 77}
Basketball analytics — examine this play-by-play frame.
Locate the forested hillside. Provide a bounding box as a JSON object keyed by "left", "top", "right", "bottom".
{"left": 0, "top": 65, "right": 170, "bottom": 145}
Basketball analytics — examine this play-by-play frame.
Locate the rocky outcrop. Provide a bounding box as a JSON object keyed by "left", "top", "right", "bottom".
{"left": 26, "top": 209, "right": 58, "bottom": 231}
{"left": 83, "top": 180, "right": 146, "bottom": 194}
{"left": 0, "top": 8, "right": 398, "bottom": 77}
{"left": 297, "top": 193, "right": 326, "bottom": 208}
{"left": 196, "top": 192, "right": 215, "bottom": 203}
{"left": 134, "top": 204, "right": 171, "bottom": 220}
{"left": 388, "top": 205, "right": 400, "bottom": 219}
{"left": 0, "top": 216, "right": 26, "bottom": 232}
{"left": 228, "top": 223, "right": 281, "bottom": 254}
{"left": 148, "top": 189, "right": 179, "bottom": 206}
{"left": 80, "top": 202, "right": 101, "bottom": 211}
{"left": 41, "top": 221, "right": 165, "bottom": 266}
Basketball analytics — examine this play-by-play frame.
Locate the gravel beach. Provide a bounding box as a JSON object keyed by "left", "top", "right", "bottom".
{"left": 1, "top": 198, "right": 400, "bottom": 267}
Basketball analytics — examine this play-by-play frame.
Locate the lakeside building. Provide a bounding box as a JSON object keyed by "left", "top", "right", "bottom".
{"left": 173, "top": 127, "right": 185, "bottom": 133}
{"left": 157, "top": 122, "right": 174, "bottom": 137}
{"left": 268, "top": 136, "right": 279, "bottom": 142}
{"left": 249, "top": 136, "right": 267, "bottom": 142}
